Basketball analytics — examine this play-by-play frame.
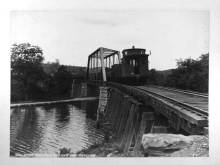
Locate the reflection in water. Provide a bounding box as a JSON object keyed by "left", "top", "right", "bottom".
{"left": 10, "top": 101, "right": 104, "bottom": 156}
{"left": 72, "top": 101, "right": 98, "bottom": 119}
{"left": 81, "top": 101, "right": 98, "bottom": 119}
{"left": 55, "top": 104, "right": 70, "bottom": 123}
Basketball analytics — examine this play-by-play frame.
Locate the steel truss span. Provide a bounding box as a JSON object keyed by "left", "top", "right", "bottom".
{"left": 87, "top": 47, "right": 121, "bottom": 82}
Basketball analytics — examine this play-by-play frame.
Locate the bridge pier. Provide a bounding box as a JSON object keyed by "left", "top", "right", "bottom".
{"left": 80, "top": 83, "right": 88, "bottom": 97}
{"left": 133, "top": 112, "right": 154, "bottom": 152}
{"left": 96, "top": 86, "right": 109, "bottom": 124}
{"left": 101, "top": 88, "right": 156, "bottom": 152}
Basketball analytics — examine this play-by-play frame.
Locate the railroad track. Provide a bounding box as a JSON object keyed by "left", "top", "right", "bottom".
{"left": 149, "top": 85, "right": 208, "bottom": 98}
{"left": 134, "top": 85, "right": 208, "bottom": 117}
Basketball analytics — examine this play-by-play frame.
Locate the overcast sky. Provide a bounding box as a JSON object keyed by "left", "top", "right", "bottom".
{"left": 11, "top": 10, "right": 209, "bottom": 70}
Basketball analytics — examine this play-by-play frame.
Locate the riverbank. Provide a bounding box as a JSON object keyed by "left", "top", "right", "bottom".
{"left": 77, "top": 140, "right": 144, "bottom": 157}
{"left": 77, "top": 133, "right": 209, "bottom": 157}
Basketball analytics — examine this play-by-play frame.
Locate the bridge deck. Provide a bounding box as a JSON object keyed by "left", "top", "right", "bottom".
{"left": 89, "top": 81, "right": 208, "bottom": 134}
{"left": 137, "top": 85, "right": 208, "bottom": 112}
{"left": 132, "top": 85, "right": 208, "bottom": 134}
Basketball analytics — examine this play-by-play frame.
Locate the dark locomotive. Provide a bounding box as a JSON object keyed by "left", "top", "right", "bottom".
{"left": 106, "top": 46, "right": 151, "bottom": 85}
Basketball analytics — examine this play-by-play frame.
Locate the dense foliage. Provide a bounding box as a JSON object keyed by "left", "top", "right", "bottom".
{"left": 11, "top": 43, "right": 46, "bottom": 101}
{"left": 46, "top": 65, "right": 73, "bottom": 99}
{"left": 11, "top": 43, "right": 86, "bottom": 102}
{"left": 148, "top": 54, "right": 209, "bottom": 93}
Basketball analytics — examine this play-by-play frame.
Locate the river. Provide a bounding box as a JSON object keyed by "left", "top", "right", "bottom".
{"left": 10, "top": 101, "right": 105, "bottom": 157}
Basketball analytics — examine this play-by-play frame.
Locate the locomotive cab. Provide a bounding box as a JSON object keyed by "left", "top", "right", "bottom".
{"left": 121, "top": 46, "right": 150, "bottom": 78}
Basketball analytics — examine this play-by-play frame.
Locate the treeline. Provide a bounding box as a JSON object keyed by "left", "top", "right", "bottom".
{"left": 11, "top": 43, "right": 208, "bottom": 102}
{"left": 147, "top": 53, "right": 209, "bottom": 93}
{"left": 11, "top": 43, "right": 86, "bottom": 102}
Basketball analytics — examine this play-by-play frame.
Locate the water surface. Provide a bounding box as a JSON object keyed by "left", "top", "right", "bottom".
{"left": 10, "top": 101, "right": 104, "bottom": 157}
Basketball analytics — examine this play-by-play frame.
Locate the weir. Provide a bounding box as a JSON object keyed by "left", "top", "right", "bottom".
{"left": 10, "top": 97, "right": 98, "bottom": 108}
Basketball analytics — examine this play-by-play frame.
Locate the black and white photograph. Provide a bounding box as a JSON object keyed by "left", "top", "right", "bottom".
{"left": 1, "top": 0, "right": 220, "bottom": 163}
{"left": 9, "top": 9, "right": 209, "bottom": 157}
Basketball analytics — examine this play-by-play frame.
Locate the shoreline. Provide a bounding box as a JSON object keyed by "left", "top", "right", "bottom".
{"left": 77, "top": 134, "right": 209, "bottom": 157}
{"left": 77, "top": 140, "right": 144, "bottom": 157}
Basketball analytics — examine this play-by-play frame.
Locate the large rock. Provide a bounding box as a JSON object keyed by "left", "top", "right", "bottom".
{"left": 142, "top": 134, "right": 208, "bottom": 157}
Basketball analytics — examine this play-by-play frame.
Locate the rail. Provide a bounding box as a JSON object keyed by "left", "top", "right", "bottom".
{"left": 107, "top": 82, "right": 208, "bottom": 117}
{"left": 148, "top": 85, "right": 208, "bottom": 98}
{"left": 135, "top": 86, "right": 208, "bottom": 116}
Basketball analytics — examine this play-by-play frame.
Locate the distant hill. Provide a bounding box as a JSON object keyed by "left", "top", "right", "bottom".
{"left": 156, "top": 69, "right": 173, "bottom": 76}
{"left": 64, "top": 65, "right": 87, "bottom": 76}
{"left": 42, "top": 63, "right": 86, "bottom": 76}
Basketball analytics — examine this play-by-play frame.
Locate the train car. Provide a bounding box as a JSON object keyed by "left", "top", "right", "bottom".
{"left": 109, "top": 46, "right": 151, "bottom": 85}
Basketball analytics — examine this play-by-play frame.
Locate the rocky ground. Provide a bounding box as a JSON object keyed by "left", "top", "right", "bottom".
{"left": 77, "top": 141, "right": 144, "bottom": 157}
{"left": 77, "top": 133, "right": 209, "bottom": 157}
{"left": 142, "top": 134, "right": 209, "bottom": 157}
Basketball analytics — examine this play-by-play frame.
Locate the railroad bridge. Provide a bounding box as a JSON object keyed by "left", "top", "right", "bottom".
{"left": 85, "top": 47, "right": 208, "bottom": 152}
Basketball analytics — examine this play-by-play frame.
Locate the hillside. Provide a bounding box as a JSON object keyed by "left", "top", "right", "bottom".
{"left": 42, "top": 63, "right": 86, "bottom": 76}
{"left": 156, "top": 69, "right": 173, "bottom": 76}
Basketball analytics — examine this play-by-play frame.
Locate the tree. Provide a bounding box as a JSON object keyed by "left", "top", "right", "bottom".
{"left": 147, "top": 69, "right": 167, "bottom": 85}
{"left": 165, "top": 53, "right": 209, "bottom": 92}
{"left": 43, "top": 59, "right": 60, "bottom": 76}
{"left": 48, "top": 65, "right": 73, "bottom": 98}
{"left": 11, "top": 43, "right": 45, "bottom": 101}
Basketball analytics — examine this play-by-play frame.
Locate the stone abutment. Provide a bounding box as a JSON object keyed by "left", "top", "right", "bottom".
{"left": 99, "top": 87, "right": 155, "bottom": 152}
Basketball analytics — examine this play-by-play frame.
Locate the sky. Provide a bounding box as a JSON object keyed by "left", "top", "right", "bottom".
{"left": 11, "top": 10, "right": 209, "bottom": 70}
